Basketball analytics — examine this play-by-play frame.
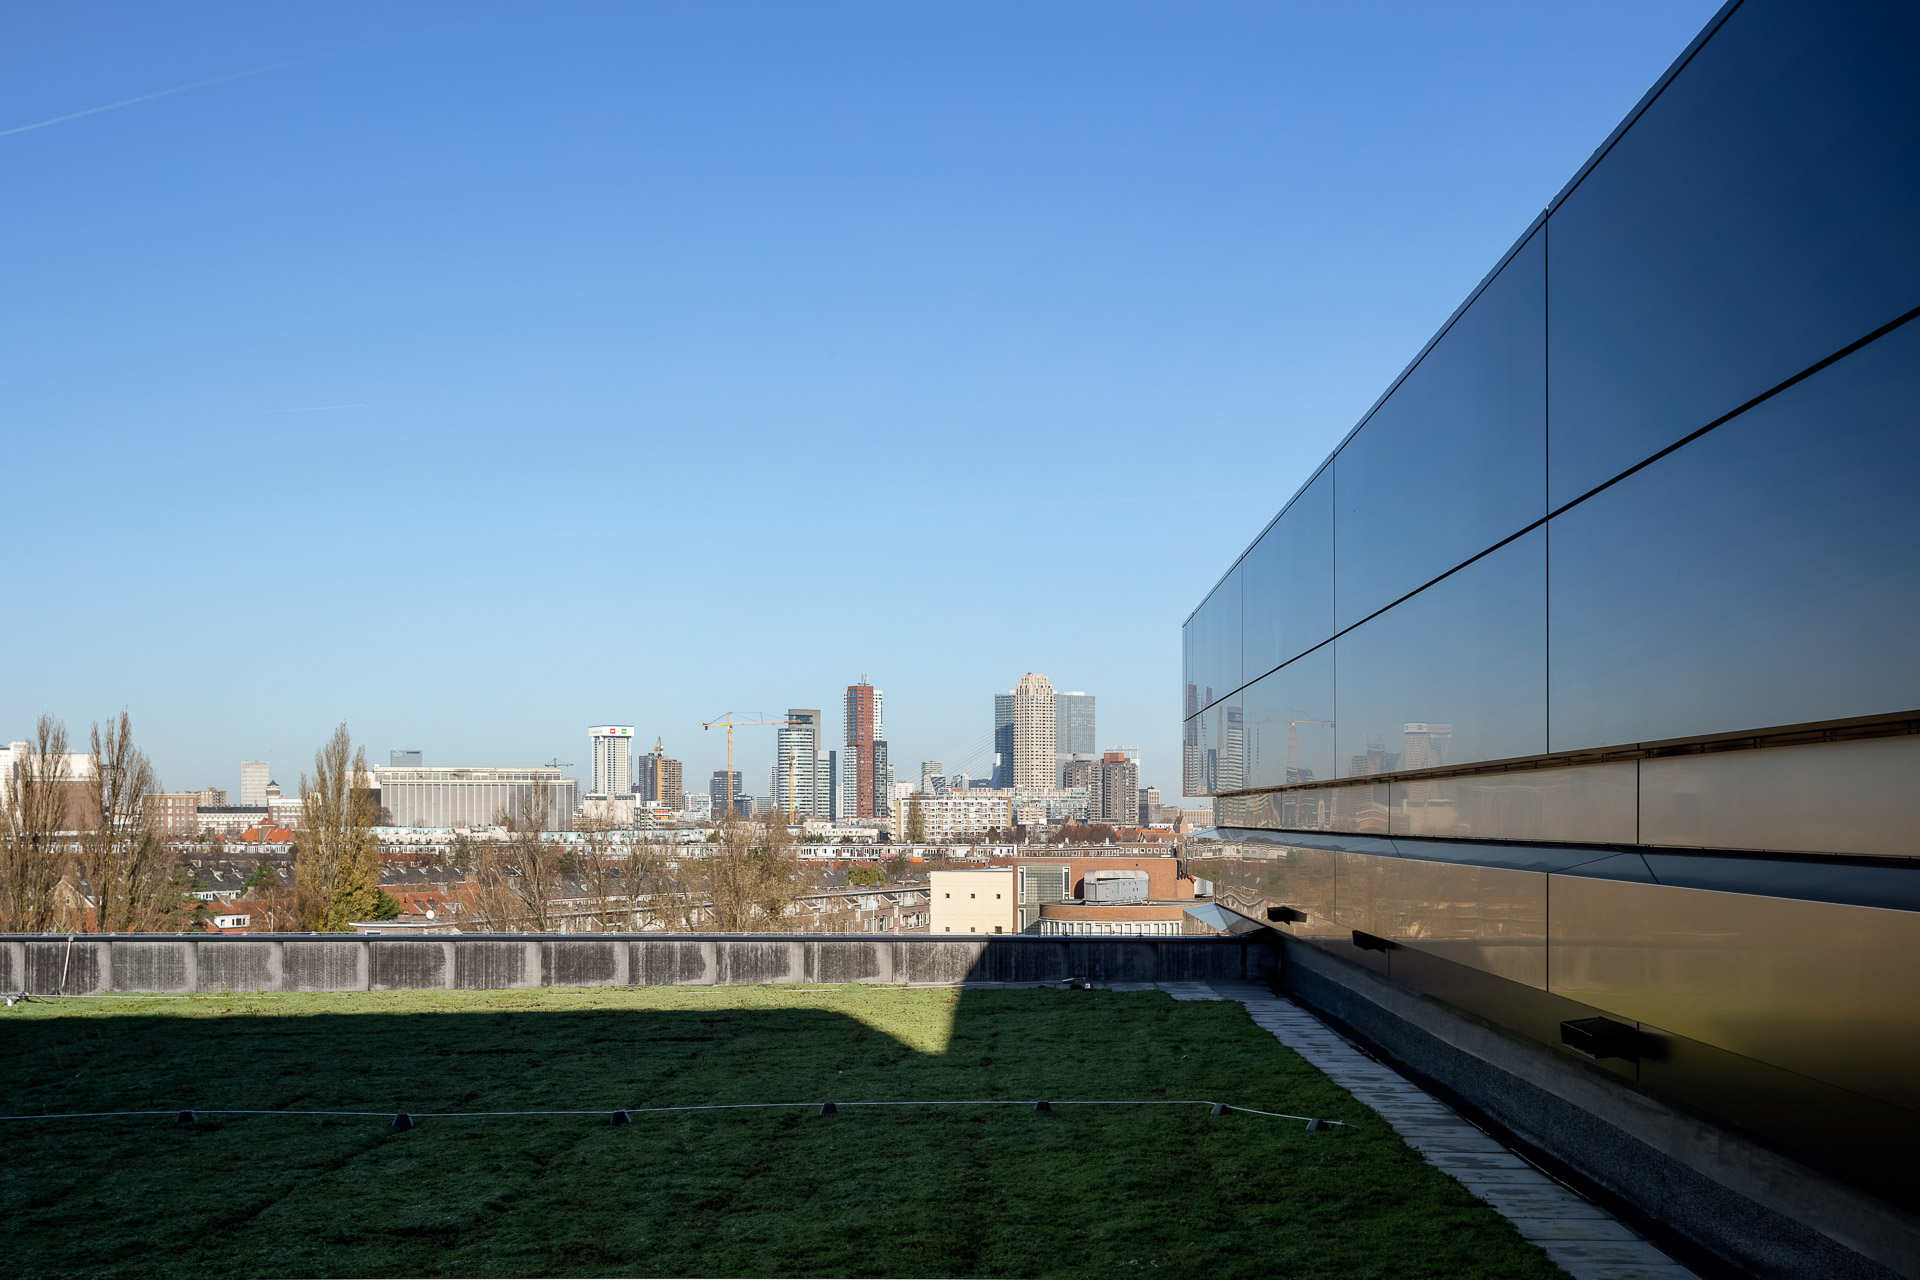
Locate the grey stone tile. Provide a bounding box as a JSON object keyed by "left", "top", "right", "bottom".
{"left": 1515, "top": 1219, "right": 1640, "bottom": 1242}
{"left": 1481, "top": 1190, "right": 1615, "bottom": 1219}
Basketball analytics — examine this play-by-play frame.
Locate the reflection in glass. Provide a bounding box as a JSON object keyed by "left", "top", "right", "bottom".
{"left": 1335, "top": 529, "right": 1546, "bottom": 777}
{"left": 1193, "top": 697, "right": 1245, "bottom": 798}
{"left": 1239, "top": 644, "right": 1335, "bottom": 790}
{"left": 1181, "top": 565, "right": 1241, "bottom": 717}
{"left": 1242, "top": 468, "right": 1334, "bottom": 680}
{"left": 1334, "top": 228, "right": 1545, "bottom": 630}
{"left": 1549, "top": 320, "right": 1920, "bottom": 753}
{"left": 1546, "top": 0, "right": 1920, "bottom": 506}
{"left": 1389, "top": 762, "right": 1637, "bottom": 845}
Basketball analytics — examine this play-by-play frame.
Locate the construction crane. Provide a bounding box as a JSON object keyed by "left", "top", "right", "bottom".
{"left": 701, "top": 712, "right": 803, "bottom": 820}
{"left": 1285, "top": 720, "right": 1334, "bottom": 784}
{"left": 544, "top": 758, "right": 573, "bottom": 770}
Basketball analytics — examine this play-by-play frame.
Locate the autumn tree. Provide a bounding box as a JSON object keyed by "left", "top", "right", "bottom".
{"left": 704, "top": 810, "right": 801, "bottom": 932}
{"left": 0, "top": 715, "right": 75, "bottom": 933}
{"left": 78, "top": 711, "right": 192, "bottom": 933}
{"left": 294, "top": 723, "right": 381, "bottom": 931}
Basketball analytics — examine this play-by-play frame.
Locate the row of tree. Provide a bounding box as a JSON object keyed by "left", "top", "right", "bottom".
{"left": 1, "top": 713, "right": 193, "bottom": 933}
{"left": 2, "top": 713, "right": 839, "bottom": 935}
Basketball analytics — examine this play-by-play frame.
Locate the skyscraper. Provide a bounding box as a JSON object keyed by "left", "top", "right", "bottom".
{"left": 1012, "top": 673, "right": 1056, "bottom": 791}
{"left": 635, "top": 738, "right": 684, "bottom": 811}
{"left": 589, "top": 726, "right": 634, "bottom": 797}
{"left": 872, "top": 739, "right": 894, "bottom": 820}
{"left": 844, "top": 679, "right": 883, "bottom": 818}
{"left": 709, "top": 770, "right": 742, "bottom": 816}
{"left": 1095, "top": 751, "right": 1140, "bottom": 826}
{"left": 775, "top": 709, "right": 828, "bottom": 819}
{"left": 1055, "top": 692, "right": 1095, "bottom": 774}
{"left": 992, "top": 694, "right": 1014, "bottom": 788}
{"left": 240, "top": 761, "right": 269, "bottom": 807}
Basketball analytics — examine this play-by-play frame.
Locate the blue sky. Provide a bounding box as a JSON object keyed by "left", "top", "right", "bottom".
{"left": 1, "top": 1, "right": 1720, "bottom": 802}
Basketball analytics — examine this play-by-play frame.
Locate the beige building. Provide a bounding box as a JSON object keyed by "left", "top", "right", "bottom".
{"left": 929, "top": 868, "right": 1016, "bottom": 936}
{"left": 1012, "top": 673, "right": 1056, "bottom": 792}
{"left": 891, "top": 792, "right": 1014, "bottom": 842}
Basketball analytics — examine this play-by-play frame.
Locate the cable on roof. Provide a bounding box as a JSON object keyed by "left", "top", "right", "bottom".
{"left": 0, "top": 1099, "right": 1347, "bottom": 1128}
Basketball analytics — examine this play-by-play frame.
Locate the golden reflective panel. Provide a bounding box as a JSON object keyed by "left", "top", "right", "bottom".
{"left": 1548, "top": 876, "right": 1920, "bottom": 1114}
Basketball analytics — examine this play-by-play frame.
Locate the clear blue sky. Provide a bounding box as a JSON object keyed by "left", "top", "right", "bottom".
{"left": 2, "top": 1, "right": 1720, "bottom": 803}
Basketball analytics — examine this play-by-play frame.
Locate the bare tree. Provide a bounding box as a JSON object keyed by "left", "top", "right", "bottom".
{"left": 705, "top": 811, "right": 801, "bottom": 932}
{"left": 628, "top": 832, "right": 700, "bottom": 931}
{"left": 78, "top": 711, "right": 190, "bottom": 933}
{"left": 294, "top": 724, "right": 381, "bottom": 931}
{"left": 474, "top": 782, "right": 566, "bottom": 932}
{"left": 1, "top": 715, "right": 76, "bottom": 933}
{"left": 573, "top": 812, "right": 630, "bottom": 932}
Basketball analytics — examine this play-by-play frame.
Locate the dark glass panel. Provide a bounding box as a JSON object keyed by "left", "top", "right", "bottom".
{"left": 1334, "top": 528, "right": 1546, "bottom": 777}
{"left": 1547, "top": 320, "right": 1920, "bottom": 753}
{"left": 1181, "top": 564, "right": 1241, "bottom": 717}
{"left": 1546, "top": 0, "right": 1920, "bottom": 506}
{"left": 1242, "top": 468, "right": 1334, "bottom": 679}
{"left": 1334, "top": 228, "right": 1545, "bottom": 629}
{"left": 1239, "top": 644, "right": 1335, "bottom": 790}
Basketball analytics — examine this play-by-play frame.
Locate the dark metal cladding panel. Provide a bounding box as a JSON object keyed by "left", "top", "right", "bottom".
{"left": 1548, "top": 875, "right": 1920, "bottom": 1115}
{"left": 283, "top": 940, "right": 363, "bottom": 991}
{"left": 453, "top": 941, "right": 528, "bottom": 990}
{"left": 196, "top": 941, "right": 275, "bottom": 993}
{"left": 544, "top": 940, "right": 621, "bottom": 987}
{"left": 110, "top": 941, "right": 191, "bottom": 993}
{"left": 25, "top": 939, "right": 102, "bottom": 995}
{"left": 369, "top": 941, "right": 448, "bottom": 990}
{"left": 630, "top": 940, "right": 711, "bottom": 986}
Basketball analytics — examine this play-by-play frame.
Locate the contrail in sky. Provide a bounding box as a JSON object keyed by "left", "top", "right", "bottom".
{"left": 0, "top": 51, "right": 349, "bottom": 139}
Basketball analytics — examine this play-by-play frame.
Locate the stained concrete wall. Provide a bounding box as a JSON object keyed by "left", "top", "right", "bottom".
{"left": 0, "top": 933, "right": 1272, "bottom": 996}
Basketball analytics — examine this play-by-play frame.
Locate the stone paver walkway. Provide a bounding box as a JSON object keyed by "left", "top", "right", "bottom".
{"left": 1199, "top": 981, "right": 1698, "bottom": 1280}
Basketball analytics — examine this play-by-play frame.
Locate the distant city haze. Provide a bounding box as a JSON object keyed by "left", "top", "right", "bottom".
{"left": 0, "top": 1, "right": 1717, "bottom": 799}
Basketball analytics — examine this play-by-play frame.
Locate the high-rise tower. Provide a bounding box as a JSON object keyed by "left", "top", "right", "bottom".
{"left": 589, "top": 726, "right": 634, "bottom": 797}
{"left": 844, "top": 679, "right": 883, "bottom": 818}
{"left": 1012, "top": 673, "right": 1056, "bottom": 791}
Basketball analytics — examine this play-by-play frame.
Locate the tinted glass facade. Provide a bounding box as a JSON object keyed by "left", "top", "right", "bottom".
{"left": 1182, "top": 0, "right": 1920, "bottom": 1211}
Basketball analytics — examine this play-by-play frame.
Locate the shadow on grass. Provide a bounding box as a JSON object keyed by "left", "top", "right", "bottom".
{"left": 0, "top": 980, "right": 1564, "bottom": 1280}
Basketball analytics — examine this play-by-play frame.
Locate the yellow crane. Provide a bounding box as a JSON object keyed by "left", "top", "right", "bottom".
{"left": 701, "top": 712, "right": 804, "bottom": 820}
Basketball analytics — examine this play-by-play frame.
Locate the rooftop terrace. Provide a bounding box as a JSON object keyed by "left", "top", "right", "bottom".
{"left": 1, "top": 983, "right": 1567, "bottom": 1279}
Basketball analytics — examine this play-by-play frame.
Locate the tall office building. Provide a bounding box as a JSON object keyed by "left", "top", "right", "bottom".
{"left": 919, "top": 761, "right": 944, "bottom": 793}
{"left": 1055, "top": 692, "right": 1095, "bottom": 774}
{"left": 821, "top": 750, "right": 837, "bottom": 820}
{"left": 992, "top": 694, "right": 1015, "bottom": 788}
{"left": 774, "top": 709, "right": 828, "bottom": 819}
{"left": 1182, "top": 6, "right": 1920, "bottom": 1271}
{"left": 1012, "top": 673, "right": 1056, "bottom": 791}
{"left": 872, "top": 740, "right": 893, "bottom": 820}
{"left": 837, "top": 749, "right": 858, "bottom": 820}
{"left": 709, "top": 770, "right": 742, "bottom": 816}
{"left": 240, "top": 761, "right": 269, "bottom": 807}
{"left": 844, "top": 679, "right": 883, "bottom": 818}
{"left": 634, "top": 738, "right": 684, "bottom": 811}
{"left": 1139, "top": 786, "right": 1161, "bottom": 826}
{"left": 589, "top": 726, "right": 634, "bottom": 797}
{"left": 1095, "top": 751, "right": 1139, "bottom": 826}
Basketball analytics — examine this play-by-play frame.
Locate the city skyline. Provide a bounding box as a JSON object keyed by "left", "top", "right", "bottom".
{"left": 0, "top": 2, "right": 1718, "bottom": 803}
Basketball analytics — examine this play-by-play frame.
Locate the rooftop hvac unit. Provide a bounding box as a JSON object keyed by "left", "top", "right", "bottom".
{"left": 1083, "top": 869, "right": 1149, "bottom": 904}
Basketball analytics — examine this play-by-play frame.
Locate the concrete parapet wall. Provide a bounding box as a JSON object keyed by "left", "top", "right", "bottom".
{"left": 0, "top": 933, "right": 1273, "bottom": 996}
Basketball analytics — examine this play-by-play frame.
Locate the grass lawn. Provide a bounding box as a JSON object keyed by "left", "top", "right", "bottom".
{"left": 0, "top": 984, "right": 1562, "bottom": 1279}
